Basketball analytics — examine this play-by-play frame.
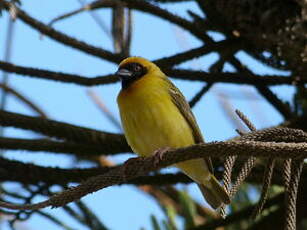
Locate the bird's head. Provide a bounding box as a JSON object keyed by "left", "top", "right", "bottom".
{"left": 116, "top": 57, "right": 162, "bottom": 89}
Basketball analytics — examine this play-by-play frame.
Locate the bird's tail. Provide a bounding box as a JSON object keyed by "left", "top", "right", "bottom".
{"left": 198, "top": 174, "right": 230, "bottom": 209}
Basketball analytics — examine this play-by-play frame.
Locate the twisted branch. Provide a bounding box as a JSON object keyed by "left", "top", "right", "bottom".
{"left": 283, "top": 159, "right": 292, "bottom": 190}
{"left": 227, "top": 110, "right": 257, "bottom": 199}
{"left": 284, "top": 159, "right": 304, "bottom": 230}
{"left": 251, "top": 158, "right": 276, "bottom": 218}
{"left": 0, "top": 153, "right": 305, "bottom": 187}
{"left": 0, "top": 139, "right": 305, "bottom": 210}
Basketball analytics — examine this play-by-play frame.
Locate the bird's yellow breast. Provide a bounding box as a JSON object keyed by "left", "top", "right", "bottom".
{"left": 117, "top": 75, "right": 195, "bottom": 157}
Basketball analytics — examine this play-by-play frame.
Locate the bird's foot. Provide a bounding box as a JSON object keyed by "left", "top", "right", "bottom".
{"left": 153, "top": 147, "right": 171, "bottom": 167}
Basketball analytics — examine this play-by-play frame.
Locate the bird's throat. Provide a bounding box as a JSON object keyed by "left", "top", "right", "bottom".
{"left": 121, "top": 77, "right": 135, "bottom": 90}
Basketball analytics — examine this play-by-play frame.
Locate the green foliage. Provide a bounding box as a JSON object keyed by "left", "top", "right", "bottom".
{"left": 178, "top": 191, "right": 196, "bottom": 229}
{"left": 150, "top": 205, "right": 178, "bottom": 230}
{"left": 151, "top": 215, "right": 162, "bottom": 230}
{"left": 165, "top": 205, "right": 177, "bottom": 230}
{"left": 147, "top": 189, "right": 201, "bottom": 230}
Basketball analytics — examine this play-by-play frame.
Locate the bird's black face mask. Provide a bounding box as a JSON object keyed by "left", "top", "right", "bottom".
{"left": 116, "top": 62, "right": 147, "bottom": 89}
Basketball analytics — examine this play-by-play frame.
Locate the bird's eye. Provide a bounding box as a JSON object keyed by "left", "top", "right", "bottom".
{"left": 134, "top": 64, "right": 142, "bottom": 72}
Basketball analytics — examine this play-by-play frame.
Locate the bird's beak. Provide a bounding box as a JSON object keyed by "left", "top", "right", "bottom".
{"left": 115, "top": 68, "right": 133, "bottom": 80}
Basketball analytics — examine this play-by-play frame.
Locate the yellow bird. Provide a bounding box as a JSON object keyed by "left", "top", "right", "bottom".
{"left": 116, "top": 57, "right": 230, "bottom": 209}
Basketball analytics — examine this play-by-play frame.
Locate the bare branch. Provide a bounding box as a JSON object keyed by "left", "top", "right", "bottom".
{"left": 0, "top": 137, "right": 124, "bottom": 156}
{"left": 235, "top": 109, "right": 256, "bottom": 131}
{"left": 0, "top": 138, "right": 305, "bottom": 210}
{"left": 229, "top": 157, "right": 256, "bottom": 197}
{"left": 1, "top": 1, "right": 125, "bottom": 63}
{"left": 36, "top": 211, "right": 76, "bottom": 230}
{"left": 0, "top": 110, "right": 130, "bottom": 152}
{"left": 77, "top": 0, "right": 111, "bottom": 37}
{"left": 284, "top": 160, "right": 304, "bottom": 230}
{"left": 220, "top": 155, "right": 236, "bottom": 218}
{"left": 189, "top": 83, "right": 213, "bottom": 108}
{"left": 192, "top": 193, "right": 284, "bottom": 230}
{"left": 0, "top": 61, "right": 117, "bottom": 86}
{"left": 165, "top": 68, "right": 301, "bottom": 86}
{"left": 0, "top": 156, "right": 192, "bottom": 185}
{"left": 1, "top": 60, "right": 302, "bottom": 87}
{"left": 0, "top": 127, "right": 304, "bottom": 184}
{"left": 255, "top": 85, "right": 294, "bottom": 120}
{"left": 251, "top": 158, "right": 276, "bottom": 218}
{"left": 230, "top": 57, "right": 294, "bottom": 119}
{"left": 49, "top": 0, "right": 212, "bottom": 42}
{"left": 155, "top": 39, "right": 239, "bottom": 67}
{"left": 283, "top": 159, "right": 292, "bottom": 190}
{"left": 0, "top": 83, "right": 47, "bottom": 118}
{"left": 86, "top": 89, "right": 122, "bottom": 131}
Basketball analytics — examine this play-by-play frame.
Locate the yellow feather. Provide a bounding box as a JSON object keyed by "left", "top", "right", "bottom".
{"left": 117, "top": 57, "right": 230, "bottom": 209}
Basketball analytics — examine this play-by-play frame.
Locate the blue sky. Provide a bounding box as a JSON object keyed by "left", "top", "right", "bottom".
{"left": 0, "top": 1, "right": 293, "bottom": 229}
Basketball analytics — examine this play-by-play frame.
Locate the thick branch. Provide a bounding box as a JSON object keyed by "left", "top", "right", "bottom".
{"left": 0, "top": 137, "right": 127, "bottom": 156}
{"left": 0, "top": 156, "right": 191, "bottom": 185}
{"left": 0, "top": 157, "right": 113, "bottom": 185}
{"left": 0, "top": 110, "right": 130, "bottom": 153}
{"left": 0, "top": 155, "right": 304, "bottom": 187}
{"left": 0, "top": 139, "right": 306, "bottom": 210}
{"left": 0, "top": 128, "right": 305, "bottom": 185}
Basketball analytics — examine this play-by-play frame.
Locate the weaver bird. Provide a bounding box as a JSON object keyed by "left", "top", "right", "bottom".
{"left": 116, "top": 57, "right": 230, "bottom": 209}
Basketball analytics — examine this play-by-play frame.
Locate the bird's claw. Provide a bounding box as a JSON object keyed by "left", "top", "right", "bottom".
{"left": 153, "top": 147, "right": 171, "bottom": 167}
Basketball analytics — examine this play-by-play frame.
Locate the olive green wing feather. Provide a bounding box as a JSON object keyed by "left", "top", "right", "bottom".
{"left": 165, "top": 78, "right": 214, "bottom": 173}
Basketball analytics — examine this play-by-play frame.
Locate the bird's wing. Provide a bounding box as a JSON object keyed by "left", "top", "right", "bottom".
{"left": 165, "top": 78, "right": 214, "bottom": 173}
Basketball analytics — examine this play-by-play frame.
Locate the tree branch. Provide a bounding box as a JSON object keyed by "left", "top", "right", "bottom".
{"left": 229, "top": 57, "right": 294, "bottom": 119}
{"left": 0, "top": 110, "right": 130, "bottom": 152}
{"left": 1, "top": 60, "right": 302, "bottom": 87}
{"left": 155, "top": 39, "right": 240, "bottom": 67}
{"left": 0, "top": 83, "right": 47, "bottom": 118}
{"left": 0, "top": 61, "right": 117, "bottom": 86}
{"left": 0, "top": 137, "right": 127, "bottom": 156}
{"left": 49, "top": 0, "right": 212, "bottom": 43}
{"left": 189, "top": 83, "right": 213, "bottom": 108}
{"left": 0, "top": 136, "right": 306, "bottom": 210}
{"left": 0, "top": 156, "right": 192, "bottom": 185}
{"left": 165, "top": 68, "right": 302, "bottom": 86}
{"left": 192, "top": 193, "right": 284, "bottom": 230}
{"left": 1, "top": 1, "right": 125, "bottom": 63}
